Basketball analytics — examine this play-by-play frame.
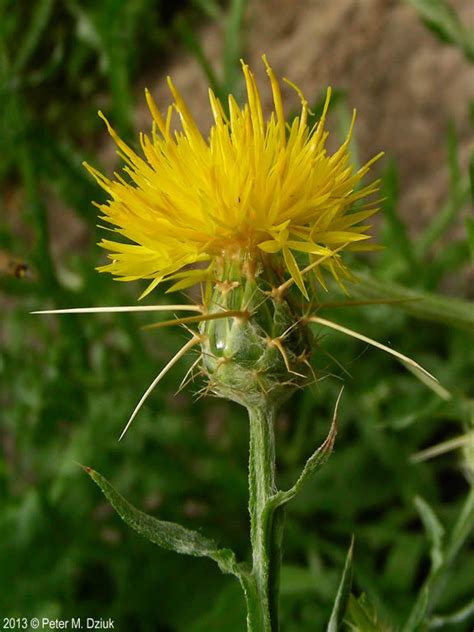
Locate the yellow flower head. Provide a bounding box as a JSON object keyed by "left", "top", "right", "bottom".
{"left": 86, "top": 57, "right": 382, "bottom": 299}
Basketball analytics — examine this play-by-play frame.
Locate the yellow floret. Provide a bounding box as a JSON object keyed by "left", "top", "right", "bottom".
{"left": 85, "top": 57, "right": 382, "bottom": 299}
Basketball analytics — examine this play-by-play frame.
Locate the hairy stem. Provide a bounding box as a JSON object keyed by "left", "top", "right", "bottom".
{"left": 247, "top": 405, "right": 283, "bottom": 631}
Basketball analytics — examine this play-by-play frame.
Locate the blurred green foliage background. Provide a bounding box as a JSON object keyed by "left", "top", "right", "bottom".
{"left": 1, "top": 0, "right": 473, "bottom": 630}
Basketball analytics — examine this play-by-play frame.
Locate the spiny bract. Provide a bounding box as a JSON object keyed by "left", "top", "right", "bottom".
{"left": 86, "top": 58, "right": 383, "bottom": 407}
{"left": 199, "top": 257, "right": 313, "bottom": 408}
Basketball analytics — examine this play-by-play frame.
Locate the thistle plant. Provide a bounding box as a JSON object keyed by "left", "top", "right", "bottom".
{"left": 36, "top": 58, "right": 440, "bottom": 631}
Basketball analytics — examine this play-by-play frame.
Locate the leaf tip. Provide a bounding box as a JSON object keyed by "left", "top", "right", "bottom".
{"left": 75, "top": 460, "right": 94, "bottom": 475}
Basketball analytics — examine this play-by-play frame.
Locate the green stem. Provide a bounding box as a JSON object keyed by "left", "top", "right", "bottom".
{"left": 247, "top": 405, "right": 283, "bottom": 631}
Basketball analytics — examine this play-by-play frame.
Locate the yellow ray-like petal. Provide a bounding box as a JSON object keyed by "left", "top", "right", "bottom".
{"left": 86, "top": 59, "right": 381, "bottom": 298}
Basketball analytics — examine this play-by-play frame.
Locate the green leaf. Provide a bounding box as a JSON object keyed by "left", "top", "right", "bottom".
{"left": 352, "top": 272, "right": 474, "bottom": 333}
{"left": 446, "top": 121, "right": 461, "bottom": 192}
{"left": 175, "top": 16, "right": 221, "bottom": 97}
{"left": 327, "top": 538, "right": 354, "bottom": 632}
{"left": 406, "top": 0, "right": 474, "bottom": 62}
{"left": 380, "top": 160, "right": 416, "bottom": 268}
{"left": 345, "top": 594, "right": 386, "bottom": 632}
{"left": 404, "top": 587, "right": 430, "bottom": 632}
{"left": 415, "top": 124, "right": 471, "bottom": 259}
{"left": 14, "top": 0, "right": 55, "bottom": 74}
{"left": 222, "top": 0, "right": 247, "bottom": 95}
{"left": 449, "top": 487, "right": 474, "bottom": 559}
{"left": 403, "top": 490, "right": 474, "bottom": 631}
{"left": 84, "top": 466, "right": 240, "bottom": 576}
{"left": 416, "top": 188, "right": 470, "bottom": 260}
{"left": 191, "top": 0, "right": 222, "bottom": 21}
{"left": 429, "top": 598, "right": 474, "bottom": 628}
{"left": 270, "top": 390, "right": 339, "bottom": 508}
{"left": 414, "top": 496, "right": 445, "bottom": 573}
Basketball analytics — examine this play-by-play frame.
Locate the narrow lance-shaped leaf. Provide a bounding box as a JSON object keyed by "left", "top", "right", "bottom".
{"left": 414, "top": 496, "right": 445, "bottom": 573}
{"left": 380, "top": 160, "right": 416, "bottom": 268}
{"left": 327, "top": 537, "right": 354, "bottom": 632}
{"left": 429, "top": 598, "right": 474, "bottom": 629}
{"left": 411, "top": 432, "right": 473, "bottom": 463}
{"left": 346, "top": 594, "right": 386, "bottom": 632}
{"left": 222, "top": 0, "right": 247, "bottom": 95}
{"left": 351, "top": 271, "right": 474, "bottom": 333}
{"left": 270, "top": 388, "right": 341, "bottom": 508}
{"left": 14, "top": 0, "right": 55, "bottom": 74}
{"left": 174, "top": 16, "right": 221, "bottom": 97}
{"left": 83, "top": 466, "right": 240, "bottom": 577}
{"left": 406, "top": 0, "right": 474, "bottom": 62}
{"left": 449, "top": 487, "right": 474, "bottom": 555}
{"left": 416, "top": 124, "right": 470, "bottom": 259}
{"left": 403, "top": 489, "right": 474, "bottom": 631}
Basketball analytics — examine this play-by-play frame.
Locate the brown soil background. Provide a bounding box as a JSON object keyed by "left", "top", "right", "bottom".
{"left": 143, "top": 0, "right": 473, "bottom": 224}
{"left": 54, "top": 0, "right": 474, "bottom": 291}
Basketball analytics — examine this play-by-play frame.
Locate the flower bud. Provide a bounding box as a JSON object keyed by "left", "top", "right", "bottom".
{"left": 200, "top": 255, "right": 312, "bottom": 408}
